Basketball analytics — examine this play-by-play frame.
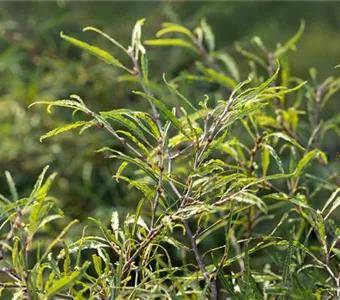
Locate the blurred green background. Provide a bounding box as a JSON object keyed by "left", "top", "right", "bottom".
{"left": 1, "top": 1, "right": 340, "bottom": 223}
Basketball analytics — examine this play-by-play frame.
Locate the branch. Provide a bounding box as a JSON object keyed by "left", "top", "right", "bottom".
{"left": 183, "top": 219, "right": 217, "bottom": 299}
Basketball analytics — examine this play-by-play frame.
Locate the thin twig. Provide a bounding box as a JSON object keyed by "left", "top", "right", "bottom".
{"left": 122, "top": 224, "right": 164, "bottom": 275}
{"left": 183, "top": 219, "right": 217, "bottom": 300}
{"left": 128, "top": 50, "right": 167, "bottom": 229}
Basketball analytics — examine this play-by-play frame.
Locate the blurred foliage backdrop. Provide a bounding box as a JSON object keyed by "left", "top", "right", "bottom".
{"left": 1, "top": 1, "right": 340, "bottom": 224}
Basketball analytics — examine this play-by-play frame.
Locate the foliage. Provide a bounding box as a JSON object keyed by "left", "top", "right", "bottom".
{"left": 1, "top": 16, "right": 340, "bottom": 299}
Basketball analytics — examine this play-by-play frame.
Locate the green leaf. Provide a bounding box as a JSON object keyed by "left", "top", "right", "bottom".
{"left": 213, "top": 52, "right": 240, "bottom": 81}
{"left": 12, "top": 237, "right": 20, "bottom": 271}
{"left": 45, "top": 262, "right": 90, "bottom": 297}
{"left": 40, "top": 121, "right": 89, "bottom": 142}
{"left": 195, "top": 61, "right": 237, "bottom": 89}
{"left": 234, "top": 192, "right": 267, "bottom": 213}
{"left": 133, "top": 91, "right": 189, "bottom": 138}
{"left": 132, "top": 198, "right": 146, "bottom": 237}
{"left": 263, "top": 193, "right": 311, "bottom": 209}
{"left": 274, "top": 20, "right": 305, "bottom": 57}
{"left": 62, "top": 241, "right": 71, "bottom": 274}
{"left": 235, "top": 42, "right": 267, "bottom": 69}
{"left": 41, "top": 219, "right": 79, "bottom": 261}
{"left": 201, "top": 128, "right": 230, "bottom": 162}
{"left": 4, "top": 171, "right": 18, "bottom": 202}
{"left": 266, "top": 132, "right": 305, "bottom": 151}
{"left": 100, "top": 147, "right": 158, "bottom": 181}
{"left": 100, "top": 111, "right": 148, "bottom": 142}
{"left": 29, "top": 99, "right": 88, "bottom": 114}
{"left": 224, "top": 103, "right": 268, "bottom": 129}
{"left": 324, "top": 194, "right": 340, "bottom": 220}
{"left": 115, "top": 162, "right": 129, "bottom": 183}
{"left": 282, "top": 234, "right": 293, "bottom": 285}
{"left": 92, "top": 254, "right": 103, "bottom": 277}
{"left": 113, "top": 175, "right": 155, "bottom": 201}
{"left": 89, "top": 217, "right": 123, "bottom": 249}
{"left": 82, "top": 26, "right": 127, "bottom": 53}
{"left": 156, "top": 22, "right": 195, "bottom": 41}
{"left": 60, "top": 32, "right": 131, "bottom": 72}
{"left": 163, "top": 74, "right": 197, "bottom": 111}
{"left": 314, "top": 211, "right": 326, "bottom": 246}
{"left": 322, "top": 187, "right": 340, "bottom": 215}
{"left": 200, "top": 18, "right": 215, "bottom": 52}
{"left": 262, "top": 144, "right": 284, "bottom": 174}
{"left": 117, "top": 130, "right": 150, "bottom": 157}
{"left": 131, "top": 18, "right": 146, "bottom": 59}
{"left": 141, "top": 53, "right": 149, "bottom": 83}
{"left": 28, "top": 165, "right": 50, "bottom": 204}
{"left": 218, "top": 273, "right": 238, "bottom": 298}
{"left": 111, "top": 211, "right": 120, "bottom": 239}
{"left": 261, "top": 146, "right": 270, "bottom": 176}
{"left": 293, "top": 149, "right": 327, "bottom": 178}
{"left": 144, "top": 39, "right": 199, "bottom": 53}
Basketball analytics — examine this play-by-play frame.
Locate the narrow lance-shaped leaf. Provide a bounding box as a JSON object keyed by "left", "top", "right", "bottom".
{"left": 325, "top": 196, "right": 340, "bottom": 220}
{"left": 115, "top": 162, "right": 129, "bottom": 183}
{"left": 266, "top": 132, "right": 305, "bottom": 151}
{"left": 82, "top": 26, "right": 127, "bottom": 53}
{"left": 141, "top": 53, "right": 149, "bottom": 83}
{"left": 200, "top": 18, "right": 215, "bottom": 52}
{"left": 322, "top": 187, "right": 340, "bottom": 214}
{"left": 156, "top": 22, "right": 196, "bottom": 41}
{"left": 261, "top": 146, "right": 270, "bottom": 176}
{"left": 111, "top": 211, "right": 120, "bottom": 239}
{"left": 133, "top": 91, "right": 190, "bottom": 138}
{"left": 293, "top": 149, "right": 327, "bottom": 178}
{"left": 62, "top": 240, "right": 71, "bottom": 274}
{"left": 163, "top": 74, "right": 197, "bottom": 111}
{"left": 45, "top": 261, "right": 90, "bottom": 297}
{"left": 5, "top": 171, "right": 18, "bottom": 202}
{"left": 274, "top": 20, "right": 305, "bottom": 58}
{"left": 195, "top": 61, "right": 237, "bottom": 89}
{"left": 92, "top": 254, "right": 103, "bottom": 277}
{"left": 113, "top": 175, "right": 155, "bottom": 201}
{"left": 213, "top": 52, "right": 240, "bottom": 81}
{"left": 28, "top": 165, "right": 50, "bottom": 204}
{"left": 60, "top": 32, "right": 131, "bottom": 72}
{"left": 88, "top": 217, "right": 123, "bottom": 249}
{"left": 144, "top": 39, "right": 199, "bottom": 53}
{"left": 41, "top": 219, "right": 79, "bottom": 261}
{"left": 99, "top": 147, "right": 158, "bottom": 181}
{"left": 40, "top": 121, "right": 89, "bottom": 142}
{"left": 29, "top": 99, "right": 88, "bottom": 114}
{"left": 232, "top": 64, "right": 281, "bottom": 107}
{"left": 131, "top": 18, "right": 146, "bottom": 59}
{"left": 235, "top": 42, "right": 267, "bottom": 69}
{"left": 262, "top": 144, "right": 284, "bottom": 174}
{"left": 116, "top": 130, "right": 150, "bottom": 157}
{"left": 234, "top": 192, "right": 267, "bottom": 213}
{"left": 132, "top": 198, "right": 146, "bottom": 237}
{"left": 100, "top": 111, "right": 147, "bottom": 142}
{"left": 282, "top": 234, "right": 294, "bottom": 285}
{"left": 223, "top": 103, "right": 268, "bottom": 129}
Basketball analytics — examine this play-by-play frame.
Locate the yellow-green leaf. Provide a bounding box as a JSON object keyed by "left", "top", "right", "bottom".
{"left": 262, "top": 146, "right": 270, "bottom": 176}
{"left": 60, "top": 32, "right": 130, "bottom": 72}
{"left": 156, "top": 22, "right": 195, "bottom": 41}
{"left": 144, "top": 39, "right": 199, "bottom": 53}
{"left": 45, "top": 262, "right": 90, "bottom": 297}
{"left": 40, "top": 121, "right": 89, "bottom": 142}
{"left": 200, "top": 18, "right": 215, "bottom": 52}
{"left": 274, "top": 20, "right": 305, "bottom": 58}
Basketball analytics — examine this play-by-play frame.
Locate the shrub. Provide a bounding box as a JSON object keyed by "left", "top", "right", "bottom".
{"left": 1, "top": 18, "right": 339, "bottom": 299}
